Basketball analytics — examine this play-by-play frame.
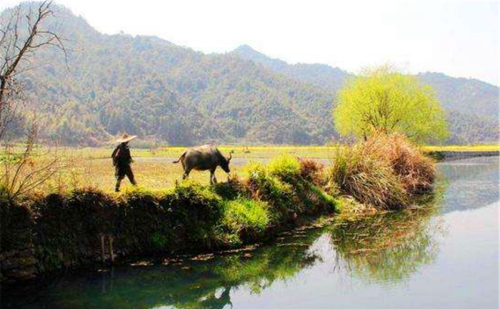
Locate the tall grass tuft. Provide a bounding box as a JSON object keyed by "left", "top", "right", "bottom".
{"left": 329, "top": 146, "right": 407, "bottom": 210}
{"left": 244, "top": 161, "right": 295, "bottom": 213}
{"left": 267, "top": 154, "right": 301, "bottom": 183}
{"left": 364, "top": 134, "right": 436, "bottom": 196}
{"left": 299, "top": 158, "right": 326, "bottom": 186}
{"left": 329, "top": 134, "right": 434, "bottom": 210}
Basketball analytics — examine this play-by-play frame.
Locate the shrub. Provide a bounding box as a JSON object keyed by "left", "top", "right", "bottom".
{"left": 244, "top": 158, "right": 337, "bottom": 221}
{"left": 212, "top": 174, "right": 246, "bottom": 200}
{"left": 33, "top": 189, "right": 117, "bottom": 269}
{"left": 299, "top": 158, "right": 326, "bottom": 186}
{"left": 223, "top": 198, "right": 271, "bottom": 242}
{"left": 244, "top": 162, "right": 295, "bottom": 214}
{"left": 0, "top": 201, "right": 33, "bottom": 253}
{"left": 116, "top": 190, "right": 167, "bottom": 253}
{"left": 329, "top": 145, "right": 407, "bottom": 210}
{"left": 308, "top": 184, "right": 338, "bottom": 213}
{"left": 161, "top": 181, "right": 225, "bottom": 249}
{"left": 364, "top": 134, "right": 436, "bottom": 195}
{"left": 165, "top": 181, "right": 223, "bottom": 225}
{"left": 267, "top": 155, "right": 301, "bottom": 183}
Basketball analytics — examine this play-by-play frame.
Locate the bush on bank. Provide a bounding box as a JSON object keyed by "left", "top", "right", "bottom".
{"left": 328, "top": 134, "right": 436, "bottom": 210}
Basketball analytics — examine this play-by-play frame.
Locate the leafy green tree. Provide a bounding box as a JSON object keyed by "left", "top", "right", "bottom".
{"left": 333, "top": 65, "right": 449, "bottom": 143}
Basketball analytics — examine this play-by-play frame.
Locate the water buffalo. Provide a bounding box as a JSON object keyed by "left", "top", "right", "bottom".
{"left": 173, "top": 145, "right": 233, "bottom": 184}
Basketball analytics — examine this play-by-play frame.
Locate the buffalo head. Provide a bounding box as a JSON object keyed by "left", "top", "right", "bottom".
{"left": 220, "top": 150, "right": 233, "bottom": 173}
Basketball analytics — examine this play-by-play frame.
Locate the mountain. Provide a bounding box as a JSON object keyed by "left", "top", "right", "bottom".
{"left": 416, "top": 72, "right": 499, "bottom": 117}
{"left": 2, "top": 3, "right": 498, "bottom": 146}
{"left": 232, "top": 45, "right": 351, "bottom": 93}
{"left": 6, "top": 4, "right": 337, "bottom": 146}
{"left": 231, "top": 45, "right": 499, "bottom": 118}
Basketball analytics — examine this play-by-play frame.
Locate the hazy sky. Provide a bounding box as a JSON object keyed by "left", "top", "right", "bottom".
{"left": 1, "top": 0, "right": 498, "bottom": 85}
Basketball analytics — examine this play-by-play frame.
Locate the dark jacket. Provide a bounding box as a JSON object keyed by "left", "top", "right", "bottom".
{"left": 112, "top": 143, "right": 132, "bottom": 167}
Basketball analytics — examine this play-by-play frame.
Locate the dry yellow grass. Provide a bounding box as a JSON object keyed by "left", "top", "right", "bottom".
{"left": 43, "top": 156, "right": 243, "bottom": 193}
{"left": 422, "top": 145, "right": 500, "bottom": 152}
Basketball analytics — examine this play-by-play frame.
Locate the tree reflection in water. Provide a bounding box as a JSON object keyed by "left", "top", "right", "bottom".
{"left": 329, "top": 204, "right": 444, "bottom": 283}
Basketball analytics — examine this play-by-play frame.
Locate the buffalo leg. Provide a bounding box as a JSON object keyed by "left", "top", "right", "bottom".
{"left": 183, "top": 168, "right": 191, "bottom": 180}
{"left": 210, "top": 169, "right": 217, "bottom": 184}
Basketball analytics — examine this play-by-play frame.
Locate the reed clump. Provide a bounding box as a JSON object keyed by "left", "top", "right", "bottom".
{"left": 328, "top": 134, "right": 435, "bottom": 210}
{"left": 365, "top": 134, "right": 436, "bottom": 196}
{"left": 299, "top": 158, "right": 326, "bottom": 186}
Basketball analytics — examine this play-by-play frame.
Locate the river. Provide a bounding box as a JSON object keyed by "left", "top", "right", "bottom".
{"left": 1, "top": 157, "right": 498, "bottom": 309}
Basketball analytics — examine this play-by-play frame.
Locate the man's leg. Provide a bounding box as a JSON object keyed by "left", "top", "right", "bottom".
{"left": 115, "top": 174, "right": 124, "bottom": 192}
{"left": 126, "top": 166, "right": 137, "bottom": 186}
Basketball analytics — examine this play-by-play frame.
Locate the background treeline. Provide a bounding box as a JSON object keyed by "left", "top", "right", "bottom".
{"left": 2, "top": 4, "right": 498, "bottom": 146}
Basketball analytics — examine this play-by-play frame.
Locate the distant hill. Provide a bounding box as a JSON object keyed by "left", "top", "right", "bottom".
{"left": 417, "top": 72, "right": 499, "bottom": 117}
{"left": 2, "top": 3, "right": 498, "bottom": 146}
{"left": 232, "top": 45, "right": 499, "bottom": 118}
{"left": 232, "top": 45, "right": 351, "bottom": 93}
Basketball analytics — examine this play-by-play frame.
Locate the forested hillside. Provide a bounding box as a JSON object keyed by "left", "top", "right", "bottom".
{"left": 3, "top": 4, "right": 498, "bottom": 146}
{"left": 232, "top": 45, "right": 499, "bottom": 117}
{"left": 232, "top": 45, "right": 352, "bottom": 94}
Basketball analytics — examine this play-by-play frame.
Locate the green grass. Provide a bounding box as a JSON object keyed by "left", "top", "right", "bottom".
{"left": 223, "top": 199, "right": 271, "bottom": 238}
{"left": 1, "top": 138, "right": 444, "bottom": 282}
{"left": 1, "top": 156, "right": 339, "bottom": 275}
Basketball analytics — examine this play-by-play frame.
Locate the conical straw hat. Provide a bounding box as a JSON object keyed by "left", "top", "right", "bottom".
{"left": 115, "top": 133, "right": 137, "bottom": 143}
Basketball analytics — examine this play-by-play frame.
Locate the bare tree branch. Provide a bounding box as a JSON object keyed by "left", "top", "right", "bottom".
{"left": 0, "top": 1, "right": 67, "bottom": 201}
{"left": 0, "top": 0, "right": 67, "bottom": 142}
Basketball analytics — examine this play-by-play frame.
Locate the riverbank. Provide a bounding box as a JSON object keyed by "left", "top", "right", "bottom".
{"left": 0, "top": 156, "right": 338, "bottom": 284}
{"left": 0, "top": 135, "right": 437, "bottom": 284}
{"left": 427, "top": 150, "right": 499, "bottom": 161}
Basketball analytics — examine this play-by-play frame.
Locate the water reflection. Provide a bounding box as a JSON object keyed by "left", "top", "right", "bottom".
{"left": 437, "top": 157, "right": 499, "bottom": 213}
{"left": 2, "top": 228, "right": 325, "bottom": 309}
{"left": 2, "top": 208, "right": 444, "bottom": 309}
{"left": 330, "top": 207, "right": 443, "bottom": 284}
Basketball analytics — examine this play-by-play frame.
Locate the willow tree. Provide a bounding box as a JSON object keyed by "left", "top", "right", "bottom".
{"left": 333, "top": 66, "right": 448, "bottom": 143}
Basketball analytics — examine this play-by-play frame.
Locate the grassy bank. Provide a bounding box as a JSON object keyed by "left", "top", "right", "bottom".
{"left": 0, "top": 155, "right": 338, "bottom": 283}
{"left": 1, "top": 135, "right": 438, "bottom": 283}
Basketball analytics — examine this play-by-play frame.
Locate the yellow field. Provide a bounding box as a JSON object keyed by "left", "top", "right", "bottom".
{"left": 2, "top": 144, "right": 498, "bottom": 194}
{"left": 422, "top": 145, "right": 500, "bottom": 152}
{"left": 60, "top": 144, "right": 500, "bottom": 160}
{"left": 54, "top": 145, "right": 342, "bottom": 159}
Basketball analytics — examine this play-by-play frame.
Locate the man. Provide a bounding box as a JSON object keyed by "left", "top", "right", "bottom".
{"left": 112, "top": 133, "right": 137, "bottom": 192}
